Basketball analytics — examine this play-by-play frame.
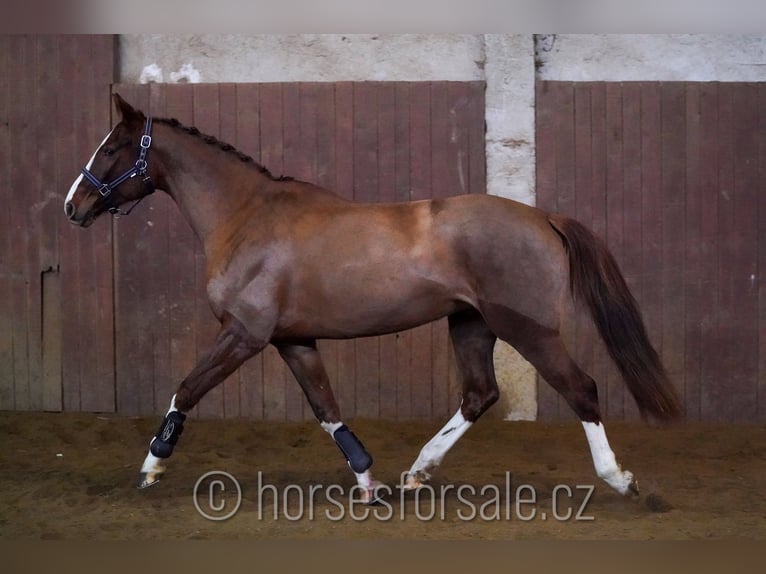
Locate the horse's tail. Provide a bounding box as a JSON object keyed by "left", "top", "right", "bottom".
{"left": 548, "top": 214, "right": 683, "bottom": 422}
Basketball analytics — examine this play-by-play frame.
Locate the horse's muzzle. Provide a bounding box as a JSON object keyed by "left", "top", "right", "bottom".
{"left": 65, "top": 205, "right": 96, "bottom": 227}
{"left": 64, "top": 198, "right": 98, "bottom": 227}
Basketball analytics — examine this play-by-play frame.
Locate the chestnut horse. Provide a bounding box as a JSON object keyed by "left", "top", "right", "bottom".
{"left": 65, "top": 94, "right": 681, "bottom": 502}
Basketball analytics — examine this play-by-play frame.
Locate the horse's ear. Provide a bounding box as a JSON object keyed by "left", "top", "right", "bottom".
{"left": 112, "top": 93, "right": 146, "bottom": 125}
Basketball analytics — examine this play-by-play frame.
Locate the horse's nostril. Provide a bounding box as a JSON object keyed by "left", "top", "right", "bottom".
{"left": 64, "top": 201, "right": 75, "bottom": 219}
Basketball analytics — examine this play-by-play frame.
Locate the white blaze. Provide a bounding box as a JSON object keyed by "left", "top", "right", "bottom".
{"left": 64, "top": 128, "right": 115, "bottom": 210}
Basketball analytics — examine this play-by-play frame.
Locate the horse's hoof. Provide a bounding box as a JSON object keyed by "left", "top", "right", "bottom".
{"left": 619, "top": 469, "right": 639, "bottom": 497}
{"left": 362, "top": 481, "right": 387, "bottom": 506}
{"left": 137, "top": 472, "right": 161, "bottom": 489}
{"left": 401, "top": 471, "right": 429, "bottom": 491}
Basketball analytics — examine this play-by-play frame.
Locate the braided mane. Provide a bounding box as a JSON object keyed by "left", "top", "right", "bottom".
{"left": 156, "top": 118, "right": 292, "bottom": 182}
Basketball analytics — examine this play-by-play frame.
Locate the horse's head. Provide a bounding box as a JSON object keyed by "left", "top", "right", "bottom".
{"left": 65, "top": 93, "right": 156, "bottom": 226}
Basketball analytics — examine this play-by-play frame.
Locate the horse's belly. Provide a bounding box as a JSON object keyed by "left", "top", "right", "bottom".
{"left": 274, "top": 283, "right": 466, "bottom": 340}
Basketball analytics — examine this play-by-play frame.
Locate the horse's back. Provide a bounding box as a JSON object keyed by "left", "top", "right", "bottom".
{"left": 272, "top": 188, "right": 571, "bottom": 315}
{"left": 330, "top": 191, "right": 570, "bottom": 327}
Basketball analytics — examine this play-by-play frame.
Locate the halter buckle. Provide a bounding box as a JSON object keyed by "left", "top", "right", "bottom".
{"left": 140, "top": 134, "right": 152, "bottom": 149}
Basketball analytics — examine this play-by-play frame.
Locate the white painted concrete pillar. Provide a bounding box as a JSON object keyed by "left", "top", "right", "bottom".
{"left": 482, "top": 34, "right": 538, "bottom": 420}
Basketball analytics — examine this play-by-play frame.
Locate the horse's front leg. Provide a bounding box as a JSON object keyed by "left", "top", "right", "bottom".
{"left": 138, "top": 312, "right": 266, "bottom": 488}
{"left": 276, "top": 341, "right": 385, "bottom": 504}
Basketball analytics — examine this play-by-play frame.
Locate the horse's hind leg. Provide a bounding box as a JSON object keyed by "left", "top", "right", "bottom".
{"left": 489, "top": 311, "right": 638, "bottom": 496}
{"left": 403, "top": 309, "right": 499, "bottom": 489}
{"left": 277, "top": 341, "right": 384, "bottom": 504}
{"left": 138, "top": 313, "right": 265, "bottom": 488}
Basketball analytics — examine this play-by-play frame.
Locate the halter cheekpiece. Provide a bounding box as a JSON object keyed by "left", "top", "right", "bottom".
{"left": 80, "top": 117, "right": 155, "bottom": 216}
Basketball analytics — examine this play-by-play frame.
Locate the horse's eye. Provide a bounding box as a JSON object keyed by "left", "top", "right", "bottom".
{"left": 103, "top": 147, "right": 115, "bottom": 157}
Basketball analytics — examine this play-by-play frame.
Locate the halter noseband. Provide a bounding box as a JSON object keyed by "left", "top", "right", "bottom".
{"left": 80, "top": 117, "right": 155, "bottom": 217}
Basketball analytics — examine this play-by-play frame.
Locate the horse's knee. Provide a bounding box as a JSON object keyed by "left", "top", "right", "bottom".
{"left": 461, "top": 385, "right": 499, "bottom": 421}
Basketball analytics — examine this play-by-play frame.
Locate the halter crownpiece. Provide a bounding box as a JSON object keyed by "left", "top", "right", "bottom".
{"left": 80, "top": 117, "right": 155, "bottom": 217}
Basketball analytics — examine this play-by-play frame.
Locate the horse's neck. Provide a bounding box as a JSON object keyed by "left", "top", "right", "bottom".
{"left": 155, "top": 127, "right": 267, "bottom": 247}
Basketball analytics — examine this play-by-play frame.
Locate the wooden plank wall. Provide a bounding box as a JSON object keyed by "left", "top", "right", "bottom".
{"left": 111, "top": 82, "right": 486, "bottom": 420}
{"left": 4, "top": 39, "right": 763, "bottom": 425}
{"left": 536, "top": 80, "right": 765, "bottom": 423}
{"left": 0, "top": 35, "right": 115, "bottom": 413}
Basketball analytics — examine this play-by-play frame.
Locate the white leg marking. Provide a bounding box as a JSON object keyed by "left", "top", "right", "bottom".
{"left": 166, "top": 395, "right": 178, "bottom": 415}
{"left": 65, "top": 128, "right": 114, "bottom": 208}
{"left": 582, "top": 421, "right": 636, "bottom": 495}
{"left": 404, "top": 407, "right": 472, "bottom": 488}
{"left": 139, "top": 452, "right": 165, "bottom": 475}
{"left": 320, "top": 421, "right": 342, "bottom": 435}
{"left": 139, "top": 394, "right": 178, "bottom": 487}
{"left": 352, "top": 469, "right": 385, "bottom": 504}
